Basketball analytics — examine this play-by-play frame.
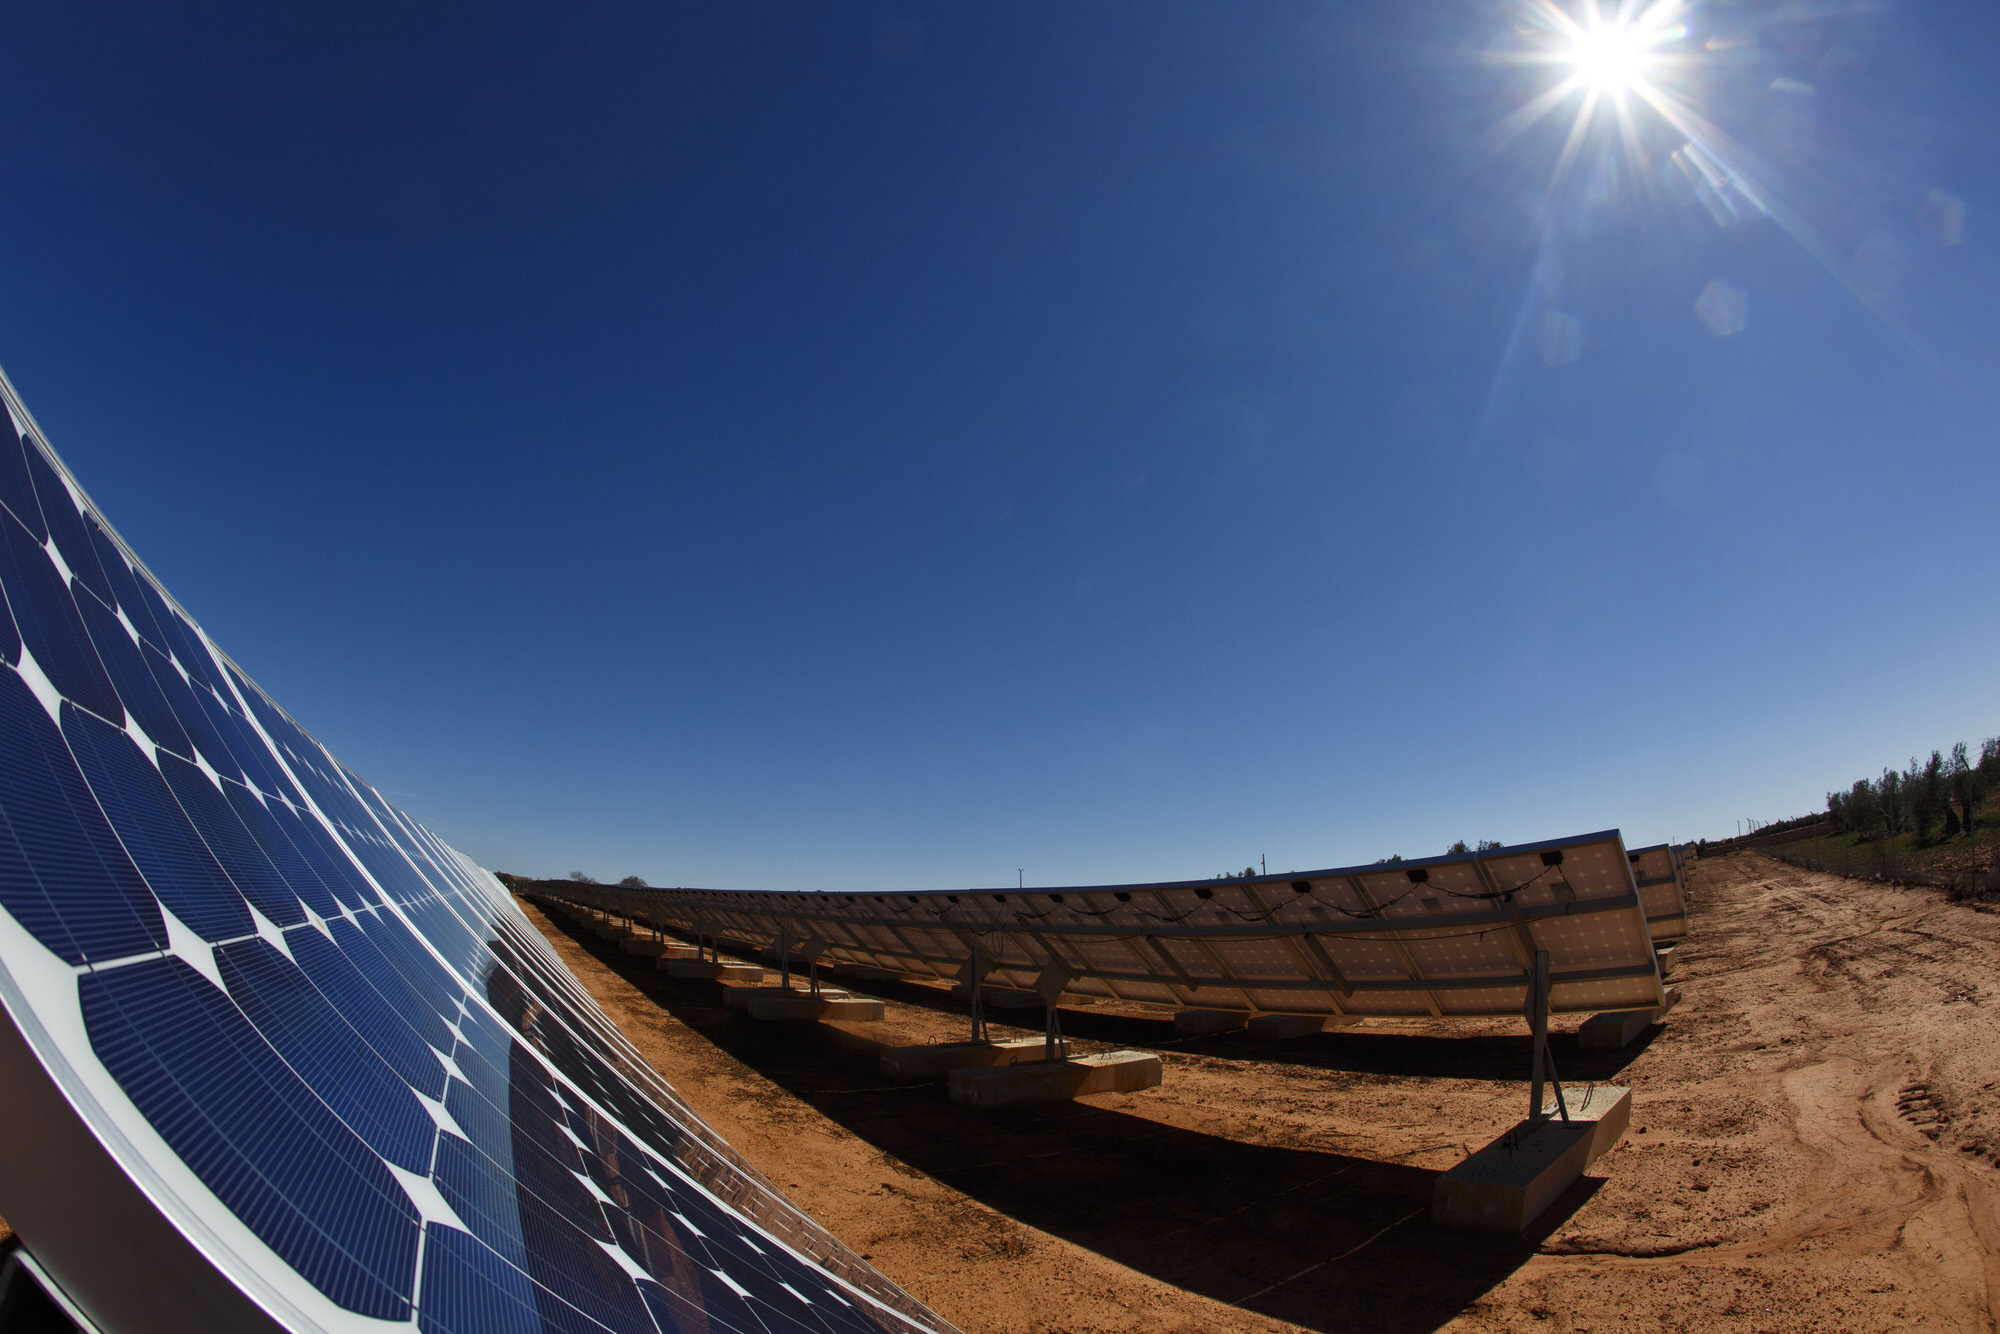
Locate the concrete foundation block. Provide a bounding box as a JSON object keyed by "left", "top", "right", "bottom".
{"left": 620, "top": 940, "right": 670, "bottom": 957}
{"left": 659, "top": 960, "right": 765, "bottom": 983}
{"left": 722, "top": 985, "right": 851, "bottom": 1010}
{"left": 1578, "top": 987, "right": 1681, "bottom": 1051}
{"left": 1434, "top": 1085, "right": 1630, "bottom": 1233}
{"left": 1434, "top": 1120, "right": 1593, "bottom": 1234}
{"left": 948, "top": 1051, "right": 1164, "bottom": 1109}
{"left": 1567, "top": 1083, "right": 1633, "bottom": 1165}
{"left": 744, "top": 994, "right": 886, "bottom": 1022}
{"left": 1578, "top": 1009, "right": 1652, "bottom": 1050}
{"left": 1654, "top": 943, "right": 1677, "bottom": 977}
{"left": 1173, "top": 1008, "right": 1250, "bottom": 1035}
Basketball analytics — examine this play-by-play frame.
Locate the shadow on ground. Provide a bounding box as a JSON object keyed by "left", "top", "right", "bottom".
{"left": 549, "top": 918, "right": 1613, "bottom": 1334}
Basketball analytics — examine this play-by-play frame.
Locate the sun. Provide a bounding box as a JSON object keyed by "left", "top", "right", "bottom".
{"left": 1482, "top": 1, "right": 1695, "bottom": 183}
{"left": 1565, "top": 19, "right": 1655, "bottom": 92}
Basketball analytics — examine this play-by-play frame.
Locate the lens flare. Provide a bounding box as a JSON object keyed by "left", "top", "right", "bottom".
{"left": 1471, "top": 0, "right": 1937, "bottom": 435}
{"left": 1566, "top": 20, "right": 1654, "bottom": 91}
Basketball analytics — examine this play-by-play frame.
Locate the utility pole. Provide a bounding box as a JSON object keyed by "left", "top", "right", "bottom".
{"left": 1018, "top": 868, "right": 1023, "bottom": 890}
{"left": 1261, "top": 854, "right": 1266, "bottom": 875}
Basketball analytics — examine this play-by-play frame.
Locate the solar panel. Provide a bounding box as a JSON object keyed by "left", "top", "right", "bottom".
{"left": 1623, "top": 842, "right": 1689, "bottom": 942}
{"left": 553, "top": 831, "right": 1669, "bottom": 1020}
{"left": 0, "top": 367, "right": 956, "bottom": 1334}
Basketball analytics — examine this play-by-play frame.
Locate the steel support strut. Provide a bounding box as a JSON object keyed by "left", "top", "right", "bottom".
{"left": 1528, "top": 950, "right": 1570, "bottom": 1125}
{"left": 969, "top": 946, "right": 988, "bottom": 1045}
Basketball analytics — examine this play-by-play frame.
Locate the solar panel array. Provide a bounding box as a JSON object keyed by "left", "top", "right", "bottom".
{"left": 553, "top": 831, "right": 1671, "bottom": 1019}
{"left": 1624, "top": 843, "right": 1689, "bottom": 943}
{"left": 0, "top": 368, "right": 955, "bottom": 1334}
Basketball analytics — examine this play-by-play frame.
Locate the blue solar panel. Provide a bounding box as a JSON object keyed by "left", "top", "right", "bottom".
{"left": 214, "top": 937, "right": 438, "bottom": 1174}
{"left": 80, "top": 956, "right": 424, "bottom": 1320}
{"left": 73, "top": 586, "right": 195, "bottom": 759}
{"left": 0, "top": 378, "right": 955, "bottom": 1334}
{"left": 0, "top": 427, "right": 47, "bottom": 543}
{"left": 61, "top": 711, "right": 257, "bottom": 944}
{"left": 0, "top": 512, "right": 122, "bottom": 727}
{"left": 24, "top": 444, "right": 115, "bottom": 611}
{"left": 0, "top": 577, "right": 17, "bottom": 672}
{"left": 85, "top": 511, "right": 162, "bottom": 643}
{"left": 0, "top": 677, "right": 164, "bottom": 965}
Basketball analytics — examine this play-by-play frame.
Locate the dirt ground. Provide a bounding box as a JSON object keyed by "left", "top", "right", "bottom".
{"left": 519, "top": 852, "right": 2000, "bottom": 1333}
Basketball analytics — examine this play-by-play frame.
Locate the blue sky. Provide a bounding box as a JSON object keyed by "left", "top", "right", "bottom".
{"left": 4, "top": 1, "right": 1999, "bottom": 889}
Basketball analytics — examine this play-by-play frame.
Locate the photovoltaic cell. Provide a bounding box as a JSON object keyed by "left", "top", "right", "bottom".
{"left": 141, "top": 636, "right": 238, "bottom": 775}
{"left": 24, "top": 445, "right": 115, "bottom": 612}
{"left": 62, "top": 710, "right": 257, "bottom": 944}
{"left": 214, "top": 937, "right": 438, "bottom": 1174}
{"left": 0, "top": 678, "right": 164, "bottom": 965}
{"left": 0, "top": 577, "right": 17, "bottom": 670}
{"left": 416, "top": 1222, "right": 544, "bottom": 1334}
{"left": 0, "top": 370, "right": 953, "bottom": 1334}
{"left": 82, "top": 956, "right": 423, "bottom": 1320}
{"left": 74, "top": 586, "right": 194, "bottom": 759}
{"left": 0, "top": 429, "right": 46, "bottom": 543}
{"left": 85, "top": 512, "right": 163, "bottom": 645}
{"left": 0, "top": 511, "right": 122, "bottom": 727}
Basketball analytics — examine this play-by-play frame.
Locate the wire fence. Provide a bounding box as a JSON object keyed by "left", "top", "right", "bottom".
{"left": 1762, "top": 831, "right": 2000, "bottom": 899}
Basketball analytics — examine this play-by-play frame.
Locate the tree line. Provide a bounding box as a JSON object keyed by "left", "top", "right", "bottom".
{"left": 1824, "top": 737, "right": 2000, "bottom": 844}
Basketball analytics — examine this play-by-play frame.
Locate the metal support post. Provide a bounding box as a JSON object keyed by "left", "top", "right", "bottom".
{"left": 969, "top": 946, "right": 988, "bottom": 1045}
{"left": 1528, "top": 950, "right": 1570, "bottom": 1125}
{"left": 779, "top": 927, "right": 791, "bottom": 991}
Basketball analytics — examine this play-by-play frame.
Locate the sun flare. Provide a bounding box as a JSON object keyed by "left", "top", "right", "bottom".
{"left": 1566, "top": 20, "right": 1654, "bottom": 92}
{"left": 1483, "top": 1, "right": 1700, "bottom": 188}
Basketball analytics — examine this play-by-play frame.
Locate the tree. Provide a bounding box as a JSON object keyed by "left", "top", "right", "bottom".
{"left": 1948, "top": 742, "right": 1982, "bottom": 839}
{"left": 1845, "top": 778, "right": 1882, "bottom": 839}
{"left": 1446, "top": 840, "right": 1470, "bottom": 855}
{"left": 1878, "top": 768, "right": 1904, "bottom": 836}
{"left": 618, "top": 875, "right": 648, "bottom": 888}
{"left": 1477, "top": 839, "right": 1504, "bottom": 851}
{"left": 567, "top": 870, "right": 598, "bottom": 884}
{"left": 1910, "top": 752, "right": 1947, "bottom": 842}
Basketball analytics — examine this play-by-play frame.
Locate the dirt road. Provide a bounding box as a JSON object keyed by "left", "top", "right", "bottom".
{"left": 521, "top": 851, "right": 2000, "bottom": 1332}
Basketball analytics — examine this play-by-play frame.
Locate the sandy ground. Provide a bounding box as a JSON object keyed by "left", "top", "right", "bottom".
{"left": 515, "top": 853, "right": 1996, "bottom": 1331}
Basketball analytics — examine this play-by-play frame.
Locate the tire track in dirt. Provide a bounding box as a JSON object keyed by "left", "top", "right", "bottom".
{"left": 1457, "top": 853, "right": 2000, "bottom": 1332}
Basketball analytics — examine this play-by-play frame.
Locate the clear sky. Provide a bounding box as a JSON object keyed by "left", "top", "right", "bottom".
{"left": 4, "top": 1, "right": 1998, "bottom": 890}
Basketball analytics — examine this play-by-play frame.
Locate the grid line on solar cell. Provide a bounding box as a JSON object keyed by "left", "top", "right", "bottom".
{"left": 81, "top": 956, "right": 424, "bottom": 1320}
